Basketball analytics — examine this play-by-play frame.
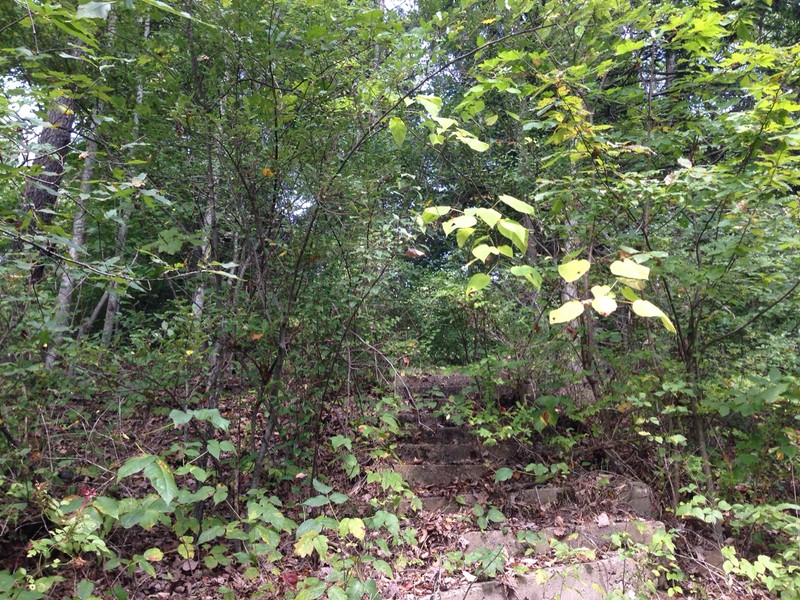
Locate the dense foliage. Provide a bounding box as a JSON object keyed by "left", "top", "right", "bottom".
{"left": 1, "top": 0, "right": 798, "bottom": 598}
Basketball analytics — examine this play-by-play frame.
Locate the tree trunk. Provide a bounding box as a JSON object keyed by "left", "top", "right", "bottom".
{"left": 45, "top": 111, "right": 99, "bottom": 369}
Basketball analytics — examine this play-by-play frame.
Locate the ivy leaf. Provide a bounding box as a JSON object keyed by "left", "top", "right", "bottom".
{"left": 549, "top": 300, "right": 585, "bottom": 324}
{"left": 558, "top": 259, "right": 590, "bottom": 282}
{"left": 498, "top": 194, "right": 535, "bottom": 215}
{"left": 388, "top": 117, "right": 407, "bottom": 147}
{"left": 611, "top": 259, "right": 650, "bottom": 280}
{"left": 466, "top": 273, "right": 491, "bottom": 296}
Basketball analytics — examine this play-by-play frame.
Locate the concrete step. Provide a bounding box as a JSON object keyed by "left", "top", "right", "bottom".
{"left": 395, "top": 463, "right": 492, "bottom": 487}
{"left": 424, "top": 556, "right": 648, "bottom": 600}
{"left": 461, "top": 519, "right": 664, "bottom": 556}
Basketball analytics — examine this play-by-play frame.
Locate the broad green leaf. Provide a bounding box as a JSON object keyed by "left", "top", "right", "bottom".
{"left": 558, "top": 259, "right": 590, "bottom": 282}
{"left": 485, "top": 114, "right": 498, "bottom": 126}
{"left": 388, "top": 117, "right": 407, "bottom": 147}
{"left": 328, "top": 585, "right": 347, "bottom": 600}
{"left": 76, "top": 580, "right": 94, "bottom": 600}
{"left": 330, "top": 435, "right": 352, "bottom": 451}
{"left": 466, "top": 273, "right": 491, "bottom": 296}
{"left": 168, "top": 409, "right": 192, "bottom": 426}
{"left": 621, "top": 286, "right": 640, "bottom": 302}
{"left": 472, "top": 244, "right": 498, "bottom": 263}
{"left": 442, "top": 215, "right": 477, "bottom": 236}
{"left": 610, "top": 259, "right": 650, "bottom": 280}
{"left": 475, "top": 207, "right": 502, "bottom": 227}
{"left": 312, "top": 479, "right": 333, "bottom": 494}
{"left": 509, "top": 265, "right": 542, "bottom": 290}
{"left": 198, "top": 525, "right": 225, "bottom": 545}
{"left": 144, "top": 459, "right": 179, "bottom": 505}
{"left": 497, "top": 219, "right": 528, "bottom": 252}
{"left": 498, "top": 194, "right": 535, "bottom": 215}
{"left": 495, "top": 467, "right": 513, "bottom": 482}
{"left": 458, "top": 135, "right": 490, "bottom": 152}
{"left": 117, "top": 455, "right": 156, "bottom": 481}
{"left": 93, "top": 496, "right": 119, "bottom": 519}
{"left": 615, "top": 38, "right": 646, "bottom": 55}
{"left": 329, "top": 492, "right": 349, "bottom": 504}
{"left": 497, "top": 245, "right": 513, "bottom": 257}
{"left": 660, "top": 316, "right": 677, "bottom": 333}
{"left": 303, "top": 495, "right": 329, "bottom": 508}
{"left": 549, "top": 300, "right": 585, "bottom": 324}
{"left": 342, "top": 517, "right": 365, "bottom": 540}
{"left": 143, "top": 547, "right": 164, "bottom": 561}
{"left": 76, "top": 1, "right": 112, "bottom": 20}
{"left": 591, "top": 295, "right": 618, "bottom": 316}
{"left": 487, "top": 507, "right": 505, "bottom": 523}
{"left": 421, "top": 206, "right": 450, "bottom": 224}
{"left": 631, "top": 299, "right": 666, "bottom": 318}
{"left": 456, "top": 227, "right": 475, "bottom": 247}
{"left": 416, "top": 95, "right": 442, "bottom": 117}
{"left": 433, "top": 116, "right": 457, "bottom": 131}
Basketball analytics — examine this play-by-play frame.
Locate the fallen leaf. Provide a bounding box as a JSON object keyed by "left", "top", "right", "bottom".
{"left": 597, "top": 512, "right": 611, "bottom": 528}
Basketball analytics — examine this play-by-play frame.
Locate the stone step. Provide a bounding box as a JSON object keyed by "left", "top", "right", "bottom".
{"left": 412, "top": 486, "right": 568, "bottom": 514}
{"left": 394, "top": 442, "right": 520, "bottom": 464}
{"left": 461, "top": 519, "right": 664, "bottom": 556}
{"left": 395, "top": 464, "right": 492, "bottom": 487}
{"left": 423, "top": 556, "right": 648, "bottom": 600}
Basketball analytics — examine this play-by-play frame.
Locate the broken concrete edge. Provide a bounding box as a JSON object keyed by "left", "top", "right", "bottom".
{"left": 460, "top": 519, "right": 666, "bottom": 557}
{"left": 421, "top": 556, "right": 652, "bottom": 600}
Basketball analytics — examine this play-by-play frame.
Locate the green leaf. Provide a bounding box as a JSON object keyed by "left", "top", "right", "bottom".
{"left": 329, "top": 492, "right": 349, "bottom": 505}
{"left": 117, "top": 455, "right": 156, "bottom": 481}
{"left": 143, "top": 459, "right": 179, "bottom": 505}
{"left": 421, "top": 206, "right": 450, "bottom": 224}
{"left": 458, "top": 135, "right": 490, "bottom": 152}
{"left": 341, "top": 517, "right": 365, "bottom": 540}
{"left": 615, "top": 38, "right": 646, "bottom": 55}
{"left": 442, "top": 215, "right": 477, "bottom": 236}
{"left": 475, "top": 207, "right": 503, "bottom": 227}
{"left": 76, "top": 1, "right": 112, "bottom": 20}
{"left": 327, "top": 586, "right": 347, "bottom": 600}
{"left": 621, "top": 286, "right": 640, "bottom": 302}
{"left": 198, "top": 525, "right": 225, "bottom": 545}
{"left": 549, "top": 300, "right": 585, "bottom": 324}
{"left": 312, "top": 479, "right": 333, "bottom": 494}
{"left": 466, "top": 273, "right": 491, "bottom": 296}
{"left": 495, "top": 467, "right": 514, "bottom": 482}
{"left": 143, "top": 547, "right": 164, "bottom": 561}
{"left": 388, "top": 117, "right": 407, "bottom": 147}
{"left": 610, "top": 259, "right": 650, "bottom": 280}
{"left": 168, "top": 409, "right": 192, "bottom": 426}
{"left": 631, "top": 299, "right": 666, "bottom": 318}
{"left": 509, "top": 265, "right": 542, "bottom": 290}
{"left": 330, "top": 435, "right": 352, "bottom": 451}
{"left": 496, "top": 219, "right": 528, "bottom": 252}
{"left": 558, "top": 259, "right": 590, "bottom": 282}
{"left": 77, "top": 579, "right": 94, "bottom": 600}
{"left": 416, "top": 95, "right": 442, "bottom": 117}
{"left": 487, "top": 507, "right": 506, "bottom": 523}
{"left": 591, "top": 295, "right": 618, "bottom": 316}
{"left": 303, "top": 495, "right": 329, "bottom": 508}
{"left": 472, "top": 244, "right": 498, "bottom": 263}
{"left": 498, "top": 194, "right": 535, "bottom": 215}
{"left": 456, "top": 227, "right": 475, "bottom": 247}
{"left": 93, "top": 496, "right": 119, "bottom": 519}
{"left": 485, "top": 114, "right": 498, "bottom": 126}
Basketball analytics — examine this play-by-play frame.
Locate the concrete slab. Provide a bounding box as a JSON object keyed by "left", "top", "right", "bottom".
{"left": 461, "top": 519, "right": 665, "bottom": 556}
{"left": 621, "top": 480, "right": 656, "bottom": 518}
{"left": 424, "top": 556, "right": 648, "bottom": 600}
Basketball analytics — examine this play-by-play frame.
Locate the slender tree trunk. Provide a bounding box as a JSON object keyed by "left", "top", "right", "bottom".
{"left": 45, "top": 112, "right": 99, "bottom": 368}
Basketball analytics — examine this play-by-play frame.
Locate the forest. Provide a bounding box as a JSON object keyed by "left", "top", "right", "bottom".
{"left": 1, "top": 0, "right": 799, "bottom": 598}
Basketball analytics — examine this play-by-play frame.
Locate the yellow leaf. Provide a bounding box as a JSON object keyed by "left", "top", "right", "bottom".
{"left": 549, "top": 300, "right": 585, "bottom": 324}
{"left": 558, "top": 259, "right": 590, "bottom": 282}
{"left": 610, "top": 259, "right": 650, "bottom": 280}
{"left": 262, "top": 166, "right": 275, "bottom": 177}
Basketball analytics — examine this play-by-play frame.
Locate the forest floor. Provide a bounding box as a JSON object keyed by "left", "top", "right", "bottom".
{"left": 0, "top": 374, "right": 763, "bottom": 599}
